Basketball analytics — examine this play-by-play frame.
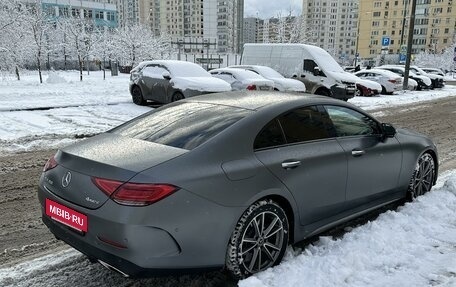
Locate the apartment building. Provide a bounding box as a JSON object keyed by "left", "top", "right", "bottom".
{"left": 140, "top": 0, "right": 242, "bottom": 53}
{"left": 302, "top": 0, "right": 358, "bottom": 62}
{"left": 358, "top": 0, "right": 456, "bottom": 59}
{"left": 25, "top": 0, "right": 118, "bottom": 28}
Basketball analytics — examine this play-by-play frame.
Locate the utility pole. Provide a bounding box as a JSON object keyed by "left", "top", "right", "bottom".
{"left": 403, "top": 0, "right": 416, "bottom": 90}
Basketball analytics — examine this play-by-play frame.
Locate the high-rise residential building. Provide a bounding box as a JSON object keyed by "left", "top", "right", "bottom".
{"left": 138, "top": 0, "right": 242, "bottom": 53}
{"left": 302, "top": 0, "right": 358, "bottom": 62}
{"left": 243, "top": 17, "right": 258, "bottom": 43}
{"left": 114, "top": 0, "right": 139, "bottom": 27}
{"left": 357, "top": 0, "right": 456, "bottom": 60}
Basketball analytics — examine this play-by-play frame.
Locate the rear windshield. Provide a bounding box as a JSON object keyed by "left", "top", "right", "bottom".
{"left": 110, "top": 102, "right": 251, "bottom": 150}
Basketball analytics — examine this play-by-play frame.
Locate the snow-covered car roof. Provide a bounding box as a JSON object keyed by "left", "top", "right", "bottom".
{"left": 133, "top": 60, "right": 211, "bottom": 77}
{"left": 210, "top": 68, "right": 269, "bottom": 80}
{"left": 355, "top": 69, "right": 402, "bottom": 78}
{"left": 229, "top": 65, "right": 285, "bottom": 79}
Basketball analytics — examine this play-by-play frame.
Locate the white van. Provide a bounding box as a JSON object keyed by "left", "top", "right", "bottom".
{"left": 241, "top": 43, "right": 357, "bottom": 101}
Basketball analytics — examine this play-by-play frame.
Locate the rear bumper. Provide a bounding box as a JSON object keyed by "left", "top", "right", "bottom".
{"left": 38, "top": 182, "right": 239, "bottom": 277}
{"left": 42, "top": 216, "right": 221, "bottom": 277}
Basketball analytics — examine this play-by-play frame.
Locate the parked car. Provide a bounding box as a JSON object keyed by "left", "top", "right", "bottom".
{"left": 209, "top": 67, "right": 274, "bottom": 91}
{"left": 409, "top": 66, "right": 444, "bottom": 88}
{"left": 241, "top": 43, "right": 356, "bottom": 101}
{"left": 229, "top": 65, "right": 306, "bottom": 92}
{"left": 38, "top": 92, "right": 438, "bottom": 279}
{"left": 378, "top": 66, "right": 432, "bottom": 90}
{"left": 354, "top": 69, "right": 403, "bottom": 94}
{"left": 355, "top": 78, "right": 382, "bottom": 97}
{"left": 129, "top": 60, "right": 231, "bottom": 105}
{"left": 421, "top": 68, "right": 445, "bottom": 77}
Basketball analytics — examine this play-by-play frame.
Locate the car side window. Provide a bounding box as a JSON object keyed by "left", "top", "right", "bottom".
{"left": 324, "top": 105, "right": 381, "bottom": 137}
{"left": 217, "top": 72, "right": 236, "bottom": 84}
{"left": 303, "top": 59, "right": 317, "bottom": 73}
{"left": 278, "top": 106, "right": 330, "bottom": 143}
{"left": 142, "top": 65, "right": 168, "bottom": 78}
{"left": 254, "top": 119, "right": 286, "bottom": 150}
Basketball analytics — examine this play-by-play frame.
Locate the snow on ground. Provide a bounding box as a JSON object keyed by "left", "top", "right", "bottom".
{"left": 0, "top": 70, "right": 150, "bottom": 153}
{"left": 239, "top": 170, "right": 456, "bottom": 287}
{"left": 0, "top": 70, "right": 456, "bottom": 154}
{"left": 1, "top": 170, "right": 456, "bottom": 287}
{"left": 350, "top": 85, "right": 456, "bottom": 111}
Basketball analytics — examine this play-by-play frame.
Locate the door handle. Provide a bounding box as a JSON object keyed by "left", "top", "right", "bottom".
{"left": 351, "top": 149, "right": 365, "bottom": 157}
{"left": 281, "top": 160, "right": 301, "bottom": 169}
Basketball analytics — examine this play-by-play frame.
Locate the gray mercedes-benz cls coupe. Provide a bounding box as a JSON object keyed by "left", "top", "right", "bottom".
{"left": 38, "top": 92, "right": 438, "bottom": 279}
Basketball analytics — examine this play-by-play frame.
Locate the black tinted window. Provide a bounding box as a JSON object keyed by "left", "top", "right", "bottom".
{"left": 111, "top": 102, "right": 251, "bottom": 150}
{"left": 278, "top": 106, "right": 330, "bottom": 143}
{"left": 325, "top": 105, "right": 380, "bottom": 137}
{"left": 303, "top": 59, "right": 317, "bottom": 73}
{"left": 254, "top": 119, "right": 286, "bottom": 150}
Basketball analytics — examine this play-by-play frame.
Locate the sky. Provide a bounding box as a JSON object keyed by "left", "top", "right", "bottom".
{"left": 244, "top": 0, "right": 302, "bottom": 19}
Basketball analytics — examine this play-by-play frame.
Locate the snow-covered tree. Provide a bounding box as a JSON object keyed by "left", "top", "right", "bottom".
{"left": 113, "top": 24, "right": 171, "bottom": 67}
{"left": 414, "top": 39, "right": 456, "bottom": 72}
{"left": 26, "top": 1, "right": 53, "bottom": 83}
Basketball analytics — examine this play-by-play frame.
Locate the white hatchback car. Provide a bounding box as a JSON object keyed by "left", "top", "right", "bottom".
{"left": 210, "top": 68, "right": 274, "bottom": 91}
{"left": 355, "top": 69, "right": 403, "bottom": 94}
{"left": 229, "top": 65, "right": 306, "bottom": 92}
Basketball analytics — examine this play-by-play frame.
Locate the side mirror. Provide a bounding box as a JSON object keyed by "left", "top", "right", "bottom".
{"left": 381, "top": 123, "right": 396, "bottom": 138}
{"left": 313, "top": 66, "right": 321, "bottom": 76}
{"left": 162, "top": 71, "right": 171, "bottom": 80}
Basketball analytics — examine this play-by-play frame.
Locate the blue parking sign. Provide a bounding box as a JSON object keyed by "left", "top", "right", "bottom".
{"left": 382, "top": 37, "right": 390, "bottom": 46}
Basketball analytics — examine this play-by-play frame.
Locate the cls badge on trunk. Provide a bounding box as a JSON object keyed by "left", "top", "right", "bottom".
{"left": 62, "top": 172, "right": 72, "bottom": 188}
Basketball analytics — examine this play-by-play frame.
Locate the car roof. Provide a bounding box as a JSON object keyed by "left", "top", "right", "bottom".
{"left": 183, "top": 91, "right": 342, "bottom": 111}
{"left": 359, "top": 69, "right": 401, "bottom": 77}
{"left": 210, "top": 67, "right": 265, "bottom": 79}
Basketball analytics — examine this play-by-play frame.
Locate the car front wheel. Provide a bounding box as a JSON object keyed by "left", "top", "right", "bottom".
{"left": 131, "top": 86, "right": 146, "bottom": 105}
{"left": 407, "top": 153, "right": 435, "bottom": 200}
{"left": 226, "top": 200, "right": 289, "bottom": 279}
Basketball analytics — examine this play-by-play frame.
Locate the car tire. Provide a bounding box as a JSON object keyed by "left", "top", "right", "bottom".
{"left": 131, "top": 86, "right": 146, "bottom": 106}
{"left": 171, "top": 92, "right": 185, "bottom": 102}
{"left": 381, "top": 85, "right": 387, "bottom": 95}
{"left": 407, "top": 153, "right": 435, "bottom": 201}
{"left": 226, "top": 200, "right": 289, "bottom": 279}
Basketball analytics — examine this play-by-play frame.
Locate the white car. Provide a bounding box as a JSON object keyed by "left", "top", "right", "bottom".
{"left": 378, "top": 66, "right": 432, "bottom": 90}
{"left": 229, "top": 65, "right": 306, "bottom": 92}
{"left": 354, "top": 69, "right": 403, "bottom": 94}
{"left": 355, "top": 78, "right": 382, "bottom": 97}
{"left": 409, "top": 66, "right": 444, "bottom": 88}
{"left": 209, "top": 68, "right": 274, "bottom": 91}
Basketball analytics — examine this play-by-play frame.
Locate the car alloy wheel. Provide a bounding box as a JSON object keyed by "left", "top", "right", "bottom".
{"left": 132, "top": 86, "right": 145, "bottom": 105}
{"left": 408, "top": 153, "right": 435, "bottom": 200}
{"left": 226, "top": 200, "right": 289, "bottom": 279}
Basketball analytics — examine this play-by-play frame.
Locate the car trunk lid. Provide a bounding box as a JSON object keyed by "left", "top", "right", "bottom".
{"left": 43, "top": 133, "right": 188, "bottom": 209}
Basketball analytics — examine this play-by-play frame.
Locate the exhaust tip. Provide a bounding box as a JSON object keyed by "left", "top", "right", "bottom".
{"left": 98, "top": 260, "right": 130, "bottom": 278}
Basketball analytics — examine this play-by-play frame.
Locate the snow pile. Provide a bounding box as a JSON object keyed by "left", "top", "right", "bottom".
{"left": 350, "top": 85, "right": 456, "bottom": 111}
{"left": 45, "top": 72, "right": 67, "bottom": 84}
{"left": 239, "top": 171, "right": 456, "bottom": 287}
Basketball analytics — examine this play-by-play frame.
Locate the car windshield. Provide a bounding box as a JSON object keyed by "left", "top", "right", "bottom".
{"left": 165, "top": 62, "right": 211, "bottom": 77}
{"left": 254, "top": 66, "right": 284, "bottom": 78}
{"left": 110, "top": 102, "right": 251, "bottom": 150}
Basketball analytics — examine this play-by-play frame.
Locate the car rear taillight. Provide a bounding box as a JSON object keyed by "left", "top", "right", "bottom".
{"left": 388, "top": 79, "right": 397, "bottom": 84}
{"left": 246, "top": 84, "right": 257, "bottom": 90}
{"left": 92, "top": 177, "right": 178, "bottom": 206}
{"left": 43, "top": 156, "right": 58, "bottom": 172}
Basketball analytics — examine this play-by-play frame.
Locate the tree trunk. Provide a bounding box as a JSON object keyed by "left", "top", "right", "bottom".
{"left": 78, "top": 55, "right": 83, "bottom": 81}
{"left": 103, "top": 58, "right": 106, "bottom": 80}
{"left": 15, "top": 66, "right": 20, "bottom": 81}
{"left": 86, "top": 58, "right": 90, "bottom": 75}
{"left": 37, "top": 53, "right": 43, "bottom": 84}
